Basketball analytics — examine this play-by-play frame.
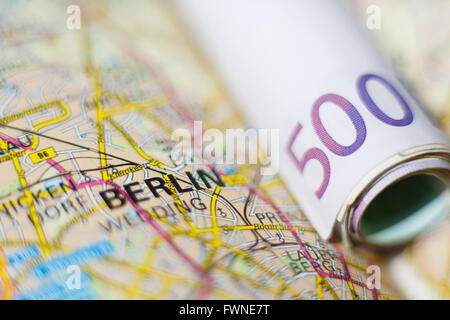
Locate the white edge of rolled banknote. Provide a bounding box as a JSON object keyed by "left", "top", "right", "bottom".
{"left": 172, "top": 0, "right": 450, "bottom": 246}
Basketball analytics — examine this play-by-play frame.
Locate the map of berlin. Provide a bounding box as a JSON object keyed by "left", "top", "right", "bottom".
{"left": 0, "top": 0, "right": 400, "bottom": 299}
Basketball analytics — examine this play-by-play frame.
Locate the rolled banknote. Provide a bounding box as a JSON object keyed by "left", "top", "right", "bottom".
{"left": 173, "top": 0, "right": 450, "bottom": 246}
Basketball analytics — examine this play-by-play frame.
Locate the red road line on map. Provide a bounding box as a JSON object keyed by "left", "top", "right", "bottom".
{"left": 0, "top": 134, "right": 213, "bottom": 299}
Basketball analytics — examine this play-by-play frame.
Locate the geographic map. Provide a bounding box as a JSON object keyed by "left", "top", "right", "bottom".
{"left": 0, "top": 0, "right": 396, "bottom": 299}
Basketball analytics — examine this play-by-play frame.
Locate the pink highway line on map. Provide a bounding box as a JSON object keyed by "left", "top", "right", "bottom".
{"left": 122, "top": 44, "right": 378, "bottom": 297}
{"left": 208, "top": 163, "right": 379, "bottom": 298}
{"left": 141, "top": 55, "right": 380, "bottom": 297}
{"left": 122, "top": 73, "right": 379, "bottom": 298}
{"left": 332, "top": 242, "right": 378, "bottom": 300}
{"left": 0, "top": 133, "right": 213, "bottom": 299}
{"left": 246, "top": 184, "right": 379, "bottom": 299}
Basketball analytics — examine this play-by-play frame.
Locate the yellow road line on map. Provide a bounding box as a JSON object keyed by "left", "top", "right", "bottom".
{"left": 343, "top": 257, "right": 366, "bottom": 272}
{"left": 198, "top": 237, "right": 300, "bottom": 297}
{"left": 93, "top": 72, "right": 110, "bottom": 182}
{"left": 258, "top": 178, "right": 283, "bottom": 190}
{"left": 125, "top": 241, "right": 178, "bottom": 299}
{"left": 99, "top": 256, "right": 240, "bottom": 299}
{"left": 10, "top": 243, "right": 75, "bottom": 283}
{"left": 0, "top": 251, "right": 13, "bottom": 300}
{"left": 203, "top": 246, "right": 219, "bottom": 271}
{"left": 149, "top": 229, "right": 287, "bottom": 296}
{"left": 161, "top": 173, "right": 197, "bottom": 230}
{"left": 145, "top": 277, "right": 175, "bottom": 299}
{"left": 210, "top": 186, "right": 221, "bottom": 245}
{"left": 2, "top": 235, "right": 160, "bottom": 299}
{"left": 82, "top": 28, "right": 109, "bottom": 182}
{"left": 101, "top": 91, "right": 173, "bottom": 134}
{"left": 71, "top": 25, "right": 346, "bottom": 300}
{"left": 53, "top": 203, "right": 195, "bottom": 299}
{"left": 12, "top": 161, "right": 49, "bottom": 256}
{"left": 0, "top": 150, "right": 27, "bottom": 163}
{"left": 379, "top": 294, "right": 395, "bottom": 300}
{"left": 53, "top": 203, "right": 107, "bottom": 245}
{"left": 0, "top": 267, "right": 12, "bottom": 299}
{"left": 0, "top": 100, "right": 70, "bottom": 150}
{"left": 441, "top": 113, "right": 449, "bottom": 129}
{"left": 29, "top": 101, "right": 70, "bottom": 149}
{"left": 145, "top": 209, "right": 186, "bottom": 233}
{"left": 0, "top": 139, "right": 49, "bottom": 256}
{"left": 347, "top": 279, "right": 357, "bottom": 300}
{"left": 150, "top": 232, "right": 277, "bottom": 297}
{"left": 106, "top": 256, "right": 239, "bottom": 299}
{"left": 158, "top": 229, "right": 300, "bottom": 298}
{"left": 107, "top": 117, "right": 162, "bottom": 165}
{"left": 81, "top": 35, "right": 196, "bottom": 234}
{"left": 343, "top": 256, "right": 397, "bottom": 294}
{"left": 142, "top": 111, "right": 172, "bottom": 135}
{"left": 260, "top": 177, "right": 302, "bottom": 210}
{"left": 108, "top": 163, "right": 145, "bottom": 180}
{"left": 107, "top": 117, "right": 196, "bottom": 231}
{"left": 316, "top": 275, "right": 340, "bottom": 300}
{"left": 101, "top": 95, "right": 168, "bottom": 117}
{"left": 29, "top": 147, "right": 57, "bottom": 164}
{"left": 0, "top": 101, "right": 67, "bottom": 125}
{"left": 215, "top": 264, "right": 281, "bottom": 297}
{"left": 126, "top": 245, "right": 158, "bottom": 299}
{"left": 323, "top": 278, "right": 340, "bottom": 300}
{"left": 145, "top": 216, "right": 312, "bottom": 298}
{"left": 53, "top": 204, "right": 190, "bottom": 299}
{"left": 316, "top": 275, "right": 324, "bottom": 300}
{"left": 6, "top": 242, "right": 192, "bottom": 300}
{"left": 194, "top": 225, "right": 316, "bottom": 234}
{"left": 84, "top": 265, "right": 156, "bottom": 299}
{"left": 202, "top": 186, "right": 222, "bottom": 270}
{"left": 0, "top": 240, "right": 60, "bottom": 250}
{"left": 0, "top": 186, "right": 68, "bottom": 213}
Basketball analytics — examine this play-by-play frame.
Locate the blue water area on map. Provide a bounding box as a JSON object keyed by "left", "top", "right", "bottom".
{"left": 43, "top": 177, "right": 64, "bottom": 191}
{"left": 19, "top": 272, "right": 98, "bottom": 300}
{"left": 7, "top": 245, "right": 40, "bottom": 268}
{"left": 224, "top": 166, "right": 235, "bottom": 174}
{"left": 31, "top": 240, "right": 114, "bottom": 279}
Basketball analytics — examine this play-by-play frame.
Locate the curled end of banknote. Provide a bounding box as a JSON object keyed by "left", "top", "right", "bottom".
{"left": 346, "top": 148, "right": 450, "bottom": 247}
